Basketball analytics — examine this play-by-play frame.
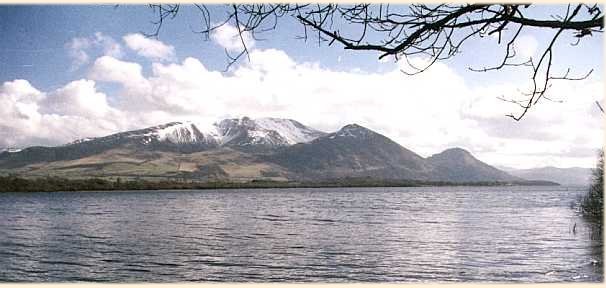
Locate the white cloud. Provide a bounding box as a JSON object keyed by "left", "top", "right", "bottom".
{"left": 88, "top": 56, "right": 153, "bottom": 110}
{"left": 123, "top": 33, "right": 175, "bottom": 61}
{"left": 89, "top": 56, "right": 147, "bottom": 85}
{"left": 3, "top": 44, "right": 602, "bottom": 169}
{"left": 0, "top": 79, "right": 126, "bottom": 148}
{"left": 1, "top": 79, "right": 45, "bottom": 103}
{"left": 67, "top": 37, "right": 91, "bottom": 69}
{"left": 95, "top": 32, "right": 123, "bottom": 59}
{"left": 211, "top": 23, "right": 255, "bottom": 52}
{"left": 41, "top": 79, "right": 113, "bottom": 117}
{"left": 66, "top": 32, "right": 123, "bottom": 70}
{"left": 0, "top": 80, "right": 45, "bottom": 145}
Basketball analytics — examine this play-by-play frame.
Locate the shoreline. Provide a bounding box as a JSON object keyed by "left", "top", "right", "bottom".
{"left": 0, "top": 175, "right": 560, "bottom": 193}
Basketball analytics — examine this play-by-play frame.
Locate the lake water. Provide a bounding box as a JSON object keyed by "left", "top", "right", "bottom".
{"left": 0, "top": 186, "right": 602, "bottom": 282}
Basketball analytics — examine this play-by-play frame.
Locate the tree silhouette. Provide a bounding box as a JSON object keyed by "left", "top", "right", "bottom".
{"left": 582, "top": 150, "right": 604, "bottom": 223}
{"left": 146, "top": 3, "right": 603, "bottom": 120}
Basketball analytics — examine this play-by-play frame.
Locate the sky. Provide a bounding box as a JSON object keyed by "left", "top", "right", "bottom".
{"left": 0, "top": 4, "right": 603, "bottom": 169}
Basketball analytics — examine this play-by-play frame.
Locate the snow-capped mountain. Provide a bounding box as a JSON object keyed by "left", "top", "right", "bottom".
{"left": 72, "top": 117, "right": 326, "bottom": 149}
{"left": 142, "top": 122, "right": 221, "bottom": 146}
{"left": 19, "top": 117, "right": 326, "bottom": 159}
{"left": 67, "top": 121, "right": 221, "bottom": 148}
{"left": 0, "top": 117, "right": 325, "bottom": 168}
{"left": 217, "top": 117, "right": 326, "bottom": 148}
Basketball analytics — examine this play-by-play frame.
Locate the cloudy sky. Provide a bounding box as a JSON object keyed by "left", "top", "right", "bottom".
{"left": 0, "top": 5, "right": 603, "bottom": 169}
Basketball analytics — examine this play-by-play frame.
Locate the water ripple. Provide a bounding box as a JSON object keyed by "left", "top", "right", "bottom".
{"left": 0, "top": 186, "right": 601, "bottom": 282}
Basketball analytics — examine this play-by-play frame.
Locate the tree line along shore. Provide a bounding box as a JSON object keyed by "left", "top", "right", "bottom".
{"left": 0, "top": 175, "right": 560, "bottom": 193}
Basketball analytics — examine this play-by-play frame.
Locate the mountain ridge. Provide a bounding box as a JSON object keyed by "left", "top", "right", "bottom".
{"left": 0, "top": 117, "right": 546, "bottom": 185}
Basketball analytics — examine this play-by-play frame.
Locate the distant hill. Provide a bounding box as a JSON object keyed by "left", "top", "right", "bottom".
{"left": 506, "top": 166, "right": 592, "bottom": 186}
{"left": 0, "top": 117, "right": 549, "bottom": 185}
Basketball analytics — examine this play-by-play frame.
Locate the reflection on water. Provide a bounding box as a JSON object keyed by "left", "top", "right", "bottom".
{"left": 0, "top": 186, "right": 602, "bottom": 282}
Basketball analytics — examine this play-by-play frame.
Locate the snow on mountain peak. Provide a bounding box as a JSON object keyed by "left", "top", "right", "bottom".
{"left": 253, "top": 117, "right": 325, "bottom": 145}
{"left": 62, "top": 117, "right": 325, "bottom": 149}
{"left": 150, "top": 121, "right": 221, "bottom": 145}
{"left": 156, "top": 122, "right": 197, "bottom": 143}
{"left": 0, "top": 147, "right": 22, "bottom": 153}
{"left": 335, "top": 123, "right": 372, "bottom": 138}
{"left": 211, "top": 117, "right": 325, "bottom": 147}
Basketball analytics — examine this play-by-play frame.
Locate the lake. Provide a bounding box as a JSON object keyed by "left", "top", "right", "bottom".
{"left": 0, "top": 186, "right": 602, "bottom": 282}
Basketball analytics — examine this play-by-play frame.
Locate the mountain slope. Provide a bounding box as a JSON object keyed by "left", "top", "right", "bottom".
{"left": 3, "top": 147, "right": 289, "bottom": 181}
{"left": 266, "top": 124, "right": 433, "bottom": 180}
{"left": 427, "top": 148, "right": 521, "bottom": 182}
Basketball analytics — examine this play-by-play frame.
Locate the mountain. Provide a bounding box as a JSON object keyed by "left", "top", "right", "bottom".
{"left": 0, "top": 122, "right": 219, "bottom": 169}
{"left": 266, "top": 124, "right": 432, "bottom": 180}
{"left": 0, "top": 118, "right": 534, "bottom": 184}
{"left": 71, "top": 117, "right": 326, "bottom": 150}
{"left": 507, "top": 166, "right": 592, "bottom": 186}
{"left": 427, "top": 148, "right": 521, "bottom": 182}
{"left": 217, "top": 117, "right": 326, "bottom": 150}
{"left": 0, "top": 117, "right": 325, "bottom": 168}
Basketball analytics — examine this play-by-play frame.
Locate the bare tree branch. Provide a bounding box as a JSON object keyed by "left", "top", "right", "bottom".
{"left": 142, "top": 3, "right": 603, "bottom": 120}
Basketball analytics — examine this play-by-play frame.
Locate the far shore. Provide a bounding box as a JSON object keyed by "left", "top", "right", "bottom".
{"left": 0, "top": 175, "right": 561, "bottom": 193}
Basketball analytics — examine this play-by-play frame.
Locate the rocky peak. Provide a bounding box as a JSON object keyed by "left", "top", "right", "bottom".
{"left": 334, "top": 123, "right": 373, "bottom": 138}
